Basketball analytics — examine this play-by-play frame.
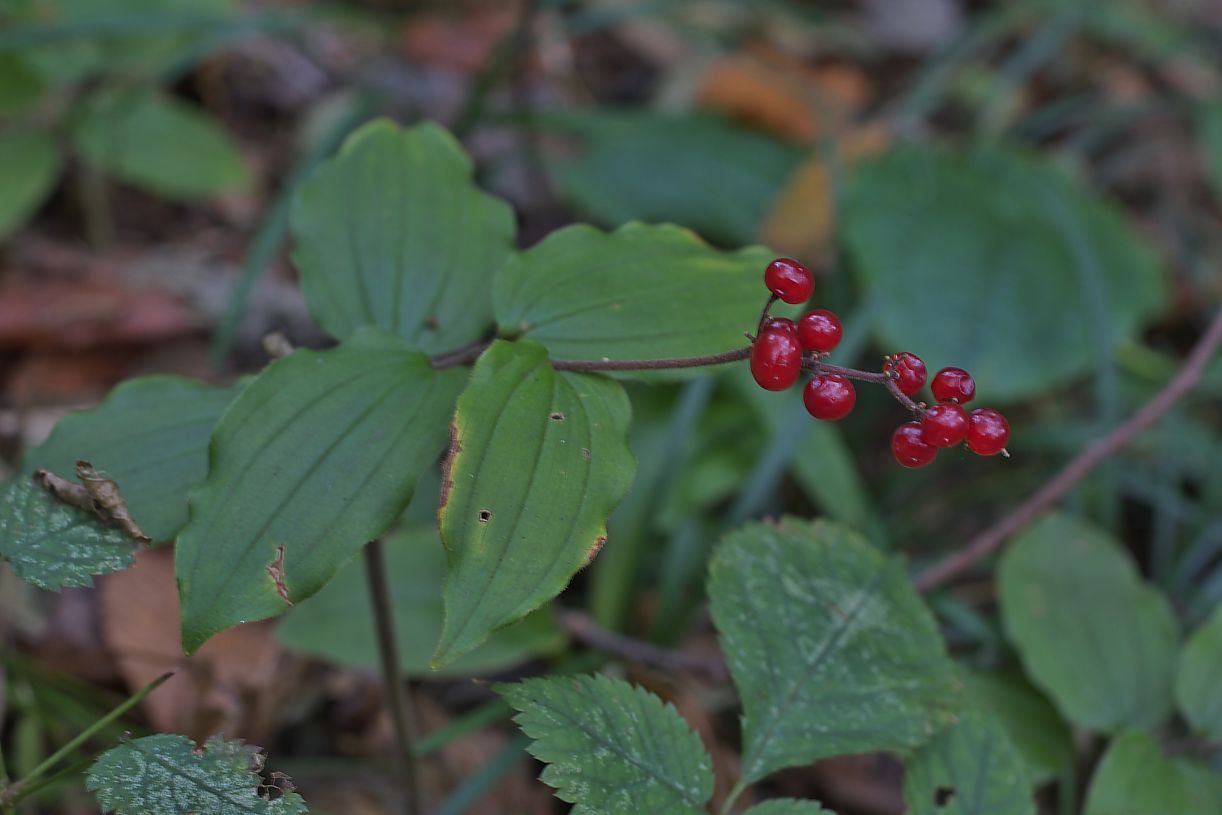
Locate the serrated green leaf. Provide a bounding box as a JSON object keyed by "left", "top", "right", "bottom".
{"left": 0, "top": 132, "right": 60, "bottom": 238}
{"left": 21, "top": 376, "right": 242, "bottom": 543}
{"left": 72, "top": 89, "right": 247, "bottom": 200}
{"left": 998, "top": 513, "right": 1179, "bottom": 732}
{"left": 434, "top": 340, "right": 634, "bottom": 666}
{"left": 1084, "top": 730, "right": 1222, "bottom": 815}
{"left": 963, "top": 670, "right": 1073, "bottom": 784}
{"left": 709, "top": 518, "right": 959, "bottom": 785}
{"left": 176, "top": 328, "right": 465, "bottom": 652}
{"left": 843, "top": 143, "right": 1166, "bottom": 400}
{"left": 86, "top": 733, "right": 307, "bottom": 815}
{"left": 277, "top": 524, "right": 564, "bottom": 678}
{"left": 291, "top": 119, "right": 515, "bottom": 353}
{"left": 494, "top": 222, "right": 781, "bottom": 377}
{"left": 1175, "top": 605, "right": 1222, "bottom": 740}
{"left": 743, "top": 800, "right": 836, "bottom": 814}
{"left": 0, "top": 477, "right": 135, "bottom": 590}
{"left": 498, "top": 674, "right": 713, "bottom": 815}
{"left": 902, "top": 709, "right": 1035, "bottom": 815}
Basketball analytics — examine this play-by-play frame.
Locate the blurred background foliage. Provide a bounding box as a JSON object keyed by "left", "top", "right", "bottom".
{"left": 1, "top": 0, "right": 1221, "bottom": 812}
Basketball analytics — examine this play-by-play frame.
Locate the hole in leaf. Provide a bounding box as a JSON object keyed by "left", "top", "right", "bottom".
{"left": 581, "top": 447, "right": 591, "bottom": 460}
{"left": 478, "top": 509, "right": 492, "bottom": 523}
{"left": 935, "top": 786, "right": 955, "bottom": 806}
{"left": 549, "top": 411, "right": 565, "bottom": 422}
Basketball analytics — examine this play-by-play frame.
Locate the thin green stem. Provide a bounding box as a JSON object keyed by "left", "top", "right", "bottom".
{"left": 720, "top": 778, "right": 750, "bottom": 815}
{"left": 363, "top": 539, "right": 424, "bottom": 815}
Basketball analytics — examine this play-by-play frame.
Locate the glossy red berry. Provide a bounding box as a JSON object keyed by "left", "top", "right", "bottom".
{"left": 761, "top": 316, "right": 797, "bottom": 337}
{"left": 931, "top": 367, "right": 976, "bottom": 404}
{"left": 796, "top": 309, "right": 842, "bottom": 353}
{"left": 885, "top": 352, "right": 926, "bottom": 396}
{"left": 803, "top": 374, "right": 856, "bottom": 420}
{"left": 892, "top": 421, "right": 938, "bottom": 468}
{"left": 750, "top": 328, "right": 802, "bottom": 391}
{"left": 764, "top": 258, "right": 814, "bottom": 304}
{"left": 967, "top": 408, "right": 1010, "bottom": 456}
{"left": 920, "top": 403, "right": 969, "bottom": 448}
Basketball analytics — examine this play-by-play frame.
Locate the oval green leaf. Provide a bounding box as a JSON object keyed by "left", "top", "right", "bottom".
{"left": 709, "top": 518, "right": 959, "bottom": 785}
{"left": 0, "top": 132, "right": 61, "bottom": 238}
{"left": 177, "top": 328, "right": 466, "bottom": 652}
{"left": 493, "top": 222, "right": 779, "bottom": 376}
{"left": 291, "top": 119, "right": 516, "bottom": 353}
{"left": 998, "top": 513, "right": 1179, "bottom": 732}
{"left": 434, "top": 340, "right": 634, "bottom": 667}
{"left": 21, "top": 376, "right": 242, "bottom": 543}
{"left": 1175, "top": 605, "right": 1222, "bottom": 740}
{"left": 843, "top": 143, "right": 1167, "bottom": 400}
{"left": 1084, "top": 730, "right": 1222, "bottom": 815}
{"left": 744, "top": 801, "right": 836, "bottom": 815}
{"left": 963, "top": 670, "right": 1073, "bottom": 785}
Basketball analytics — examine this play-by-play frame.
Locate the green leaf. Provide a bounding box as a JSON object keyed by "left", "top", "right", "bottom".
{"left": 999, "top": 513, "right": 1179, "bottom": 732}
{"left": 291, "top": 119, "right": 516, "bottom": 353}
{"left": 0, "top": 54, "right": 45, "bottom": 115}
{"left": 963, "top": 670, "right": 1073, "bottom": 784}
{"left": 176, "top": 328, "right": 465, "bottom": 652}
{"left": 434, "top": 340, "right": 634, "bottom": 666}
{"left": 86, "top": 733, "right": 307, "bottom": 815}
{"left": 1196, "top": 101, "right": 1222, "bottom": 201}
{"left": 21, "top": 376, "right": 242, "bottom": 543}
{"left": 743, "top": 801, "right": 836, "bottom": 815}
{"left": 494, "top": 222, "right": 780, "bottom": 375}
{"left": 902, "top": 709, "right": 1035, "bottom": 815}
{"left": 539, "top": 111, "right": 803, "bottom": 245}
{"left": 709, "top": 518, "right": 959, "bottom": 785}
{"left": 0, "top": 132, "right": 60, "bottom": 238}
{"left": 0, "top": 477, "right": 135, "bottom": 590}
{"left": 1175, "top": 605, "right": 1222, "bottom": 740}
{"left": 72, "top": 89, "right": 248, "bottom": 200}
{"left": 277, "top": 524, "right": 564, "bottom": 678}
{"left": 498, "top": 674, "right": 713, "bottom": 815}
{"left": 1083, "top": 730, "right": 1222, "bottom": 815}
{"left": 843, "top": 143, "right": 1167, "bottom": 400}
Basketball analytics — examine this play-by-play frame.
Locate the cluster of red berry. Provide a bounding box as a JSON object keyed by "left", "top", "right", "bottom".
{"left": 748, "top": 258, "right": 1010, "bottom": 469}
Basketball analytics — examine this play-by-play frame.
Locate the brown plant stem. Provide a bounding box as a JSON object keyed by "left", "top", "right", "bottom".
{"left": 557, "top": 611, "right": 730, "bottom": 682}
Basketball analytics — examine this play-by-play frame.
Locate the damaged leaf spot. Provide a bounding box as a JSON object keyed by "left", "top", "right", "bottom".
{"left": 581, "top": 447, "right": 591, "bottom": 460}
{"left": 478, "top": 509, "right": 493, "bottom": 524}
{"left": 424, "top": 315, "right": 441, "bottom": 329}
{"left": 934, "top": 786, "right": 955, "bottom": 806}
{"left": 549, "top": 411, "right": 565, "bottom": 422}
{"left": 34, "top": 461, "right": 150, "bottom": 543}
{"left": 585, "top": 535, "right": 607, "bottom": 565}
{"left": 439, "top": 421, "right": 462, "bottom": 515}
{"left": 266, "top": 545, "right": 292, "bottom": 605}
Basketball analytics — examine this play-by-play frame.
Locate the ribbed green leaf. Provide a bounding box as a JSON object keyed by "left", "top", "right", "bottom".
{"left": 493, "top": 222, "right": 779, "bottom": 377}
{"left": 843, "top": 143, "right": 1167, "bottom": 400}
{"left": 999, "top": 513, "right": 1179, "bottom": 732}
{"left": 743, "top": 801, "right": 836, "bottom": 815}
{"left": 963, "top": 670, "right": 1073, "bottom": 784}
{"left": 277, "top": 524, "right": 564, "bottom": 678}
{"left": 709, "top": 518, "right": 959, "bottom": 785}
{"left": 291, "top": 119, "right": 516, "bottom": 353}
{"left": 902, "top": 709, "right": 1034, "bottom": 815}
{"left": 86, "top": 734, "right": 307, "bottom": 815}
{"left": 1175, "top": 605, "right": 1222, "bottom": 740}
{"left": 499, "top": 674, "right": 713, "bottom": 815}
{"left": 177, "top": 328, "right": 465, "bottom": 652}
{"left": 22, "top": 376, "right": 242, "bottom": 543}
{"left": 434, "top": 340, "right": 634, "bottom": 666}
{"left": 1084, "top": 730, "right": 1222, "bottom": 815}
{"left": 0, "top": 132, "right": 60, "bottom": 238}
{"left": 0, "top": 477, "right": 135, "bottom": 590}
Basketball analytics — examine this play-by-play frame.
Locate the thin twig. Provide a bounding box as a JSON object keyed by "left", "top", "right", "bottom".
{"left": 884, "top": 376, "right": 925, "bottom": 416}
{"left": 364, "top": 539, "right": 424, "bottom": 815}
{"left": 551, "top": 348, "right": 752, "bottom": 372}
{"left": 916, "top": 307, "right": 1222, "bottom": 592}
{"left": 429, "top": 339, "right": 489, "bottom": 369}
{"left": 557, "top": 611, "right": 730, "bottom": 682}
{"left": 756, "top": 293, "right": 779, "bottom": 336}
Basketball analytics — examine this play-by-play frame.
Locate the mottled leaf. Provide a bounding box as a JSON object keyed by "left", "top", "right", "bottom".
{"left": 499, "top": 674, "right": 713, "bottom": 815}
{"left": 963, "top": 670, "right": 1073, "bottom": 784}
{"left": 177, "top": 328, "right": 465, "bottom": 652}
{"left": 709, "top": 518, "right": 959, "bottom": 785}
{"left": 1175, "top": 605, "right": 1222, "bottom": 740}
{"left": 434, "top": 340, "right": 634, "bottom": 666}
{"left": 0, "top": 132, "right": 60, "bottom": 238}
{"left": 903, "top": 709, "right": 1035, "bottom": 815}
{"left": 22, "top": 376, "right": 242, "bottom": 543}
{"left": 86, "top": 734, "right": 307, "bottom": 814}
{"left": 1084, "top": 730, "right": 1222, "bottom": 815}
{"left": 743, "top": 801, "right": 836, "bottom": 815}
{"left": 999, "top": 513, "right": 1179, "bottom": 732}
{"left": 292, "top": 119, "right": 516, "bottom": 353}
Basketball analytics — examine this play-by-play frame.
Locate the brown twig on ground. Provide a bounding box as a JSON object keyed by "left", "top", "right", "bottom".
{"left": 557, "top": 611, "right": 730, "bottom": 682}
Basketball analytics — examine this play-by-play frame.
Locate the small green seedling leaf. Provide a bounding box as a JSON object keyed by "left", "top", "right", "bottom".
{"left": 902, "top": 709, "right": 1035, "bottom": 815}
{"left": 498, "top": 674, "right": 713, "bottom": 815}
{"left": 434, "top": 340, "right": 634, "bottom": 666}
{"left": 86, "top": 733, "right": 307, "bottom": 814}
{"left": 1084, "top": 730, "right": 1222, "bottom": 815}
{"left": 1175, "top": 604, "right": 1222, "bottom": 740}
{"left": 999, "top": 513, "right": 1179, "bottom": 732}
{"left": 709, "top": 518, "right": 959, "bottom": 785}
{"left": 963, "top": 670, "right": 1073, "bottom": 784}
{"left": 292, "top": 119, "right": 516, "bottom": 353}
{"left": 0, "top": 132, "right": 61, "bottom": 239}
{"left": 176, "top": 328, "right": 465, "bottom": 652}
{"left": 0, "top": 476, "right": 135, "bottom": 590}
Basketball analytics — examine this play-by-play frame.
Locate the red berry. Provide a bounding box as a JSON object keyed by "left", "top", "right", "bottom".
{"left": 931, "top": 367, "right": 976, "bottom": 404}
{"left": 885, "top": 352, "right": 926, "bottom": 396}
{"left": 764, "top": 258, "right": 814, "bottom": 304}
{"left": 750, "top": 328, "right": 802, "bottom": 391}
{"left": 920, "top": 403, "right": 969, "bottom": 448}
{"left": 803, "top": 374, "right": 855, "bottom": 420}
{"left": 796, "top": 309, "right": 842, "bottom": 353}
{"left": 761, "top": 316, "right": 797, "bottom": 337}
{"left": 892, "top": 421, "right": 938, "bottom": 468}
{"left": 966, "top": 408, "right": 1010, "bottom": 456}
